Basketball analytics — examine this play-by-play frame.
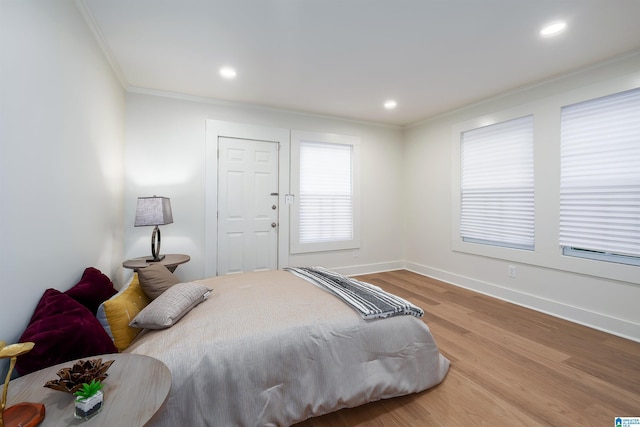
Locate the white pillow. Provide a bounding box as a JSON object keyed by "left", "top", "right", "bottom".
{"left": 129, "top": 282, "right": 212, "bottom": 329}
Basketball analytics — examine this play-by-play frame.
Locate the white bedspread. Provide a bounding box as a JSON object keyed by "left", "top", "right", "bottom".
{"left": 125, "top": 270, "right": 449, "bottom": 426}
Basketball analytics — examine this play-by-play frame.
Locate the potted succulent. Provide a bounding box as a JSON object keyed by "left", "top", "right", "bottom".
{"left": 73, "top": 379, "right": 104, "bottom": 420}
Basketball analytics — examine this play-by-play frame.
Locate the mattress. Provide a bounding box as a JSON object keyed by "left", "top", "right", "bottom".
{"left": 125, "top": 269, "right": 449, "bottom": 426}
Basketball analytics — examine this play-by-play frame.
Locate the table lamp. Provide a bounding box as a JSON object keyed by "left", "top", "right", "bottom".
{"left": 0, "top": 341, "right": 45, "bottom": 427}
{"left": 134, "top": 196, "right": 173, "bottom": 262}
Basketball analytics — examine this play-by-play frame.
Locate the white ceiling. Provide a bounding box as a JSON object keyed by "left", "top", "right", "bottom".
{"left": 81, "top": 0, "right": 640, "bottom": 126}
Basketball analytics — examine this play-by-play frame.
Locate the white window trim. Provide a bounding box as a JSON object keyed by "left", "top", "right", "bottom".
{"left": 563, "top": 247, "right": 640, "bottom": 267}
{"left": 559, "top": 87, "right": 640, "bottom": 267}
{"left": 450, "top": 78, "right": 640, "bottom": 284}
{"left": 452, "top": 106, "right": 540, "bottom": 264}
{"left": 460, "top": 114, "right": 535, "bottom": 251}
{"left": 290, "top": 130, "right": 361, "bottom": 254}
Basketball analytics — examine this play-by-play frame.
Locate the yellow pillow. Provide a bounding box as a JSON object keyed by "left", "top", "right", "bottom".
{"left": 101, "top": 274, "right": 151, "bottom": 351}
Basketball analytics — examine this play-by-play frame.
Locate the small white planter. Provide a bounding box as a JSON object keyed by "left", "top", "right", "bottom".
{"left": 74, "top": 390, "right": 103, "bottom": 420}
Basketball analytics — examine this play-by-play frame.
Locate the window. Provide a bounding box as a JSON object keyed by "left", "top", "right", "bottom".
{"left": 290, "top": 130, "right": 361, "bottom": 253}
{"left": 560, "top": 87, "right": 640, "bottom": 266}
{"left": 460, "top": 115, "right": 535, "bottom": 250}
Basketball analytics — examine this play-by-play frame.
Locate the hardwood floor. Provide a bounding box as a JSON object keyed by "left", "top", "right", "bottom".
{"left": 294, "top": 270, "right": 640, "bottom": 427}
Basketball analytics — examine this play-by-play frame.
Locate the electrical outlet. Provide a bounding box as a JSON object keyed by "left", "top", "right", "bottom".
{"left": 508, "top": 265, "right": 517, "bottom": 278}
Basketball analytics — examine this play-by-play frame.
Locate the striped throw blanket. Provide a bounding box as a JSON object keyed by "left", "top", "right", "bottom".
{"left": 284, "top": 266, "right": 424, "bottom": 320}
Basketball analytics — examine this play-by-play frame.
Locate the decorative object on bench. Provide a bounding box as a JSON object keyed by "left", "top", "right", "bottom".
{"left": 0, "top": 341, "right": 45, "bottom": 427}
{"left": 73, "top": 380, "right": 104, "bottom": 420}
{"left": 43, "top": 358, "right": 114, "bottom": 394}
{"left": 134, "top": 196, "right": 173, "bottom": 262}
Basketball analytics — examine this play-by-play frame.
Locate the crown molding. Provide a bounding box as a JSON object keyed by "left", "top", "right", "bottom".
{"left": 406, "top": 49, "right": 640, "bottom": 129}
{"left": 127, "top": 86, "right": 403, "bottom": 130}
{"left": 74, "top": 0, "right": 128, "bottom": 89}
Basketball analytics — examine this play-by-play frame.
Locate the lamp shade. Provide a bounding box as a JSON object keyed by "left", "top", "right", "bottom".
{"left": 134, "top": 196, "right": 173, "bottom": 227}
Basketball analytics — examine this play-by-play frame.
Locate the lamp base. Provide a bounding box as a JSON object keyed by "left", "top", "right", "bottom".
{"left": 3, "top": 402, "right": 45, "bottom": 427}
{"left": 145, "top": 255, "right": 166, "bottom": 262}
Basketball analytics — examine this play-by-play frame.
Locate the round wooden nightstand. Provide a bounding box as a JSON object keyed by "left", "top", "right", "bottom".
{"left": 4, "top": 353, "right": 171, "bottom": 426}
{"left": 122, "top": 253, "right": 190, "bottom": 272}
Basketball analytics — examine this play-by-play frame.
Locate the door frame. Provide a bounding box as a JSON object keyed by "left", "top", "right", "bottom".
{"left": 205, "top": 120, "right": 290, "bottom": 277}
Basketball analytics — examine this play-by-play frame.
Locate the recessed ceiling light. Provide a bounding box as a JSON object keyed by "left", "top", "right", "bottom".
{"left": 219, "top": 67, "right": 237, "bottom": 79}
{"left": 540, "top": 21, "right": 567, "bottom": 37}
{"left": 384, "top": 100, "right": 397, "bottom": 110}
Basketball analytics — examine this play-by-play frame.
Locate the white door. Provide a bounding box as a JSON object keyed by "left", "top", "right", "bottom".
{"left": 217, "top": 137, "right": 279, "bottom": 275}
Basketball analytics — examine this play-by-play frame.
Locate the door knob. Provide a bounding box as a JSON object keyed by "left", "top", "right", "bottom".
{"left": 271, "top": 222, "right": 277, "bottom": 228}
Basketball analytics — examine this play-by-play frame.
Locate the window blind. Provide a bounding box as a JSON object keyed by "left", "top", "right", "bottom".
{"left": 560, "top": 88, "right": 640, "bottom": 259}
{"left": 299, "top": 141, "right": 353, "bottom": 244}
{"left": 461, "top": 115, "right": 535, "bottom": 250}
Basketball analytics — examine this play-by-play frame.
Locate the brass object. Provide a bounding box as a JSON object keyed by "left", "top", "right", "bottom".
{"left": 0, "top": 341, "right": 36, "bottom": 427}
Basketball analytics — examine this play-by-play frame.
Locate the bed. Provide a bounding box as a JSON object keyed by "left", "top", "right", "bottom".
{"left": 13, "top": 266, "right": 449, "bottom": 426}
{"left": 123, "top": 269, "right": 450, "bottom": 426}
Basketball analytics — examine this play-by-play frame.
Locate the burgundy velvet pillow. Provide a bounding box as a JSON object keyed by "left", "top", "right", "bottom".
{"left": 15, "top": 289, "right": 118, "bottom": 376}
{"left": 65, "top": 267, "right": 117, "bottom": 315}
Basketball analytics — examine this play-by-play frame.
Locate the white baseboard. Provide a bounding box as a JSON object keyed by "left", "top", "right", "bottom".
{"left": 330, "top": 260, "right": 404, "bottom": 277}
{"left": 404, "top": 261, "right": 640, "bottom": 343}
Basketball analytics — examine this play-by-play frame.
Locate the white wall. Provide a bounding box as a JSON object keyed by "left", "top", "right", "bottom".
{"left": 124, "top": 91, "right": 404, "bottom": 282}
{"left": 403, "top": 53, "right": 640, "bottom": 341}
{"left": 0, "top": 0, "right": 125, "bottom": 373}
